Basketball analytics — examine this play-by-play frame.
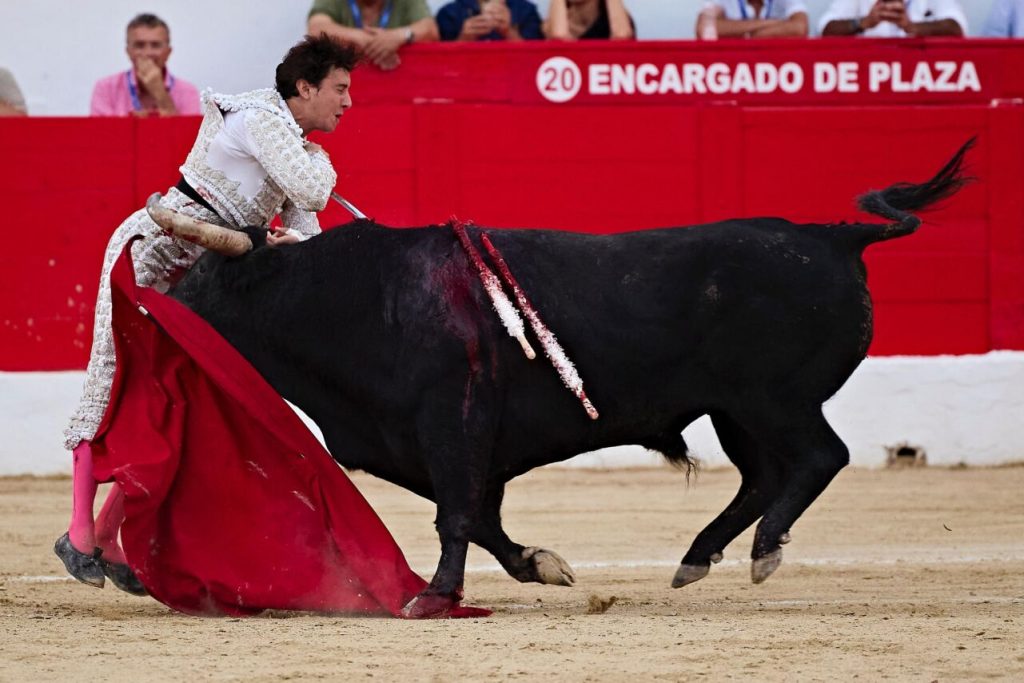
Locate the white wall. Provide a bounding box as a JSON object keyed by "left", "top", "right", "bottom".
{"left": 3, "top": 353, "right": 1022, "bottom": 475}
{"left": 576, "top": 352, "right": 1024, "bottom": 469}
{"left": 0, "top": 1, "right": 999, "bottom": 116}
{"left": 1, "top": 0, "right": 312, "bottom": 116}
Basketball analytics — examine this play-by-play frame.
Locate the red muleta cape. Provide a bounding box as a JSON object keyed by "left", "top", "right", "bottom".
{"left": 90, "top": 240, "right": 488, "bottom": 618}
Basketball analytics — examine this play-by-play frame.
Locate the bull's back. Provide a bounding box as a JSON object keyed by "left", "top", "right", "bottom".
{"left": 489, "top": 220, "right": 870, "bottom": 379}
{"left": 468, "top": 220, "right": 872, "bottom": 467}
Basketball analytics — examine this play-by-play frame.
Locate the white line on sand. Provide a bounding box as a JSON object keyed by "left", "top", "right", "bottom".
{"left": 423, "top": 552, "right": 1024, "bottom": 575}
{"left": 12, "top": 552, "right": 1022, "bottom": 584}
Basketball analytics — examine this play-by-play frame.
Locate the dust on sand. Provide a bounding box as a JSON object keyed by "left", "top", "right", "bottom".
{"left": 2, "top": 465, "right": 1022, "bottom": 681}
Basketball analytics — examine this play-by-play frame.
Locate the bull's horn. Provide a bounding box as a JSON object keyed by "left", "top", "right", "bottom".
{"left": 145, "top": 193, "right": 251, "bottom": 257}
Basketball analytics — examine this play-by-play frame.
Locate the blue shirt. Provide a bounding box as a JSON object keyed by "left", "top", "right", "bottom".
{"left": 983, "top": 0, "right": 1024, "bottom": 37}
{"left": 437, "top": 0, "right": 543, "bottom": 41}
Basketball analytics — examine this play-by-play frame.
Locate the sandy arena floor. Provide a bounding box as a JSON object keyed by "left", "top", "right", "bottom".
{"left": 1, "top": 465, "right": 1022, "bottom": 682}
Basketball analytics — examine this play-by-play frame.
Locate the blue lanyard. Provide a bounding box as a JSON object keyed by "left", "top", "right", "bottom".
{"left": 737, "top": 0, "right": 774, "bottom": 19}
{"left": 125, "top": 70, "right": 175, "bottom": 112}
{"left": 347, "top": 0, "right": 393, "bottom": 28}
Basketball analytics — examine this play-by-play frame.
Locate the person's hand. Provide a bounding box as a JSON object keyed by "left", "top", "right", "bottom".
{"left": 133, "top": 57, "right": 166, "bottom": 94}
{"left": 266, "top": 229, "right": 301, "bottom": 247}
{"left": 375, "top": 52, "right": 401, "bottom": 70}
{"left": 459, "top": 14, "right": 496, "bottom": 40}
{"left": 862, "top": 0, "right": 889, "bottom": 30}
{"left": 364, "top": 27, "right": 406, "bottom": 70}
{"left": 482, "top": 1, "right": 511, "bottom": 37}
{"left": 304, "top": 141, "right": 325, "bottom": 157}
{"left": 347, "top": 29, "right": 373, "bottom": 50}
{"left": 877, "top": 1, "right": 910, "bottom": 30}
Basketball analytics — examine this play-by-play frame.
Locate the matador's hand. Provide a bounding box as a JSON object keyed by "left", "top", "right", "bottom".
{"left": 267, "top": 229, "right": 301, "bottom": 247}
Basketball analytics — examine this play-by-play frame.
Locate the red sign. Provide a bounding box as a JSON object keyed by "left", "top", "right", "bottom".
{"left": 356, "top": 38, "right": 1024, "bottom": 107}
{"left": 535, "top": 54, "right": 982, "bottom": 102}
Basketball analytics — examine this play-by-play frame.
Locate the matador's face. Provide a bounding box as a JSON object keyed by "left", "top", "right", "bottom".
{"left": 303, "top": 67, "right": 352, "bottom": 134}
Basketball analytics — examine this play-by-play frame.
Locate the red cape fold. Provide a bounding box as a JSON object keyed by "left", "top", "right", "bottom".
{"left": 90, "top": 240, "right": 489, "bottom": 619}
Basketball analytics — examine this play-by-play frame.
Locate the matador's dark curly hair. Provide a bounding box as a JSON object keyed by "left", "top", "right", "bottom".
{"left": 275, "top": 33, "right": 359, "bottom": 99}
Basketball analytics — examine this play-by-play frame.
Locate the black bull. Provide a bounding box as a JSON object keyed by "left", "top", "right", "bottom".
{"left": 167, "top": 141, "right": 971, "bottom": 617}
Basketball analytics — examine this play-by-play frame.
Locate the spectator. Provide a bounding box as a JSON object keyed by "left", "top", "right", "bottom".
{"left": 90, "top": 14, "right": 200, "bottom": 117}
{"left": 695, "top": 1, "right": 809, "bottom": 39}
{"left": 544, "top": 0, "right": 635, "bottom": 40}
{"left": 307, "top": 0, "right": 439, "bottom": 71}
{"left": 983, "top": 0, "right": 1024, "bottom": 37}
{"left": 437, "top": 0, "right": 543, "bottom": 41}
{"left": 0, "top": 67, "right": 27, "bottom": 116}
{"left": 819, "top": 0, "right": 967, "bottom": 37}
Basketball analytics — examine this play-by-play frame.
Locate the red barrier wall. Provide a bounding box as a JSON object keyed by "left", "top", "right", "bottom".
{"left": 2, "top": 40, "right": 1023, "bottom": 370}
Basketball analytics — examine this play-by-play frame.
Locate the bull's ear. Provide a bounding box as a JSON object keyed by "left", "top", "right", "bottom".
{"left": 241, "top": 226, "right": 268, "bottom": 250}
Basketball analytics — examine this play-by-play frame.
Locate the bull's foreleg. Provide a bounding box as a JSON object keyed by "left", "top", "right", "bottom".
{"left": 400, "top": 400, "right": 493, "bottom": 619}
{"left": 748, "top": 410, "right": 848, "bottom": 584}
{"left": 674, "top": 412, "right": 784, "bottom": 588}
{"left": 470, "top": 484, "right": 576, "bottom": 586}
{"left": 401, "top": 501, "right": 475, "bottom": 619}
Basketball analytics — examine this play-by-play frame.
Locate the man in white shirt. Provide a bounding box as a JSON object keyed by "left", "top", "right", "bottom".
{"left": 696, "top": 0, "right": 809, "bottom": 39}
{"left": 983, "top": 0, "right": 1024, "bottom": 37}
{"left": 819, "top": 0, "right": 966, "bottom": 37}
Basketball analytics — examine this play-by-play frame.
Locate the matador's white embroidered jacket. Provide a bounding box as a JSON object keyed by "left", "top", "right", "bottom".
{"left": 65, "top": 89, "right": 336, "bottom": 449}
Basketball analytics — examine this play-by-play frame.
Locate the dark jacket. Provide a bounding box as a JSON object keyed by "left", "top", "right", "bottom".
{"left": 437, "top": 0, "right": 543, "bottom": 41}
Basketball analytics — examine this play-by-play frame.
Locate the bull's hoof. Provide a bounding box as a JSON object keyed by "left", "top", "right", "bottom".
{"left": 751, "top": 548, "right": 783, "bottom": 584}
{"left": 778, "top": 532, "right": 792, "bottom": 545}
{"left": 522, "top": 547, "right": 575, "bottom": 586}
{"left": 710, "top": 552, "right": 724, "bottom": 564}
{"left": 401, "top": 593, "right": 460, "bottom": 619}
{"left": 671, "top": 563, "right": 709, "bottom": 588}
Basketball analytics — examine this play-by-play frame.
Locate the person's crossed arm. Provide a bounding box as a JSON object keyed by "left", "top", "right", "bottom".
{"left": 308, "top": 9, "right": 438, "bottom": 71}
{"left": 699, "top": 3, "right": 808, "bottom": 39}
{"left": 821, "top": 1, "right": 964, "bottom": 37}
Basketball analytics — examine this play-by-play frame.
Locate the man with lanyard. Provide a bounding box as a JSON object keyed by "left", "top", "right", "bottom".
{"left": 308, "top": 0, "right": 439, "bottom": 71}
{"left": 819, "top": 0, "right": 967, "bottom": 36}
{"left": 90, "top": 13, "right": 200, "bottom": 117}
{"left": 695, "top": 0, "right": 809, "bottom": 39}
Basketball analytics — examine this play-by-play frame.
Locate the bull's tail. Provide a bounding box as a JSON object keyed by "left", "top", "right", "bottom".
{"left": 852, "top": 137, "right": 975, "bottom": 244}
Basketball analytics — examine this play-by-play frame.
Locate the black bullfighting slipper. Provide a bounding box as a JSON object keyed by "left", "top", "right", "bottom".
{"left": 100, "top": 558, "right": 148, "bottom": 596}
{"left": 53, "top": 533, "right": 105, "bottom": 588}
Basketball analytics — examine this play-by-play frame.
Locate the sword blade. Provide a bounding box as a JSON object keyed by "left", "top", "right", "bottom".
{"left": 330, "top": 192, "right": 367, "bottom": 219}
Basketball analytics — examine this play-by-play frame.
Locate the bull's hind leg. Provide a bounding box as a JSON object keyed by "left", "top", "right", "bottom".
{"left": 470, "top": 483, "right": 575, "bottom": 587}
{"left": 749, "top": 409, "right": 848, "bottom": 584}
{"left": 674, "top": 412, "right": 784, "bottom": 588}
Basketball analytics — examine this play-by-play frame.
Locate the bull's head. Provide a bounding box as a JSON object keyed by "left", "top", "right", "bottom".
{"left": 145, "top": 194, "right": 253, "bottom": 257}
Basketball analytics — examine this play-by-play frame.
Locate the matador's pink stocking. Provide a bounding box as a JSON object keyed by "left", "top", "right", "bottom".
{"left": 95, "top": 484, "right": 127, "bottom": 564}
